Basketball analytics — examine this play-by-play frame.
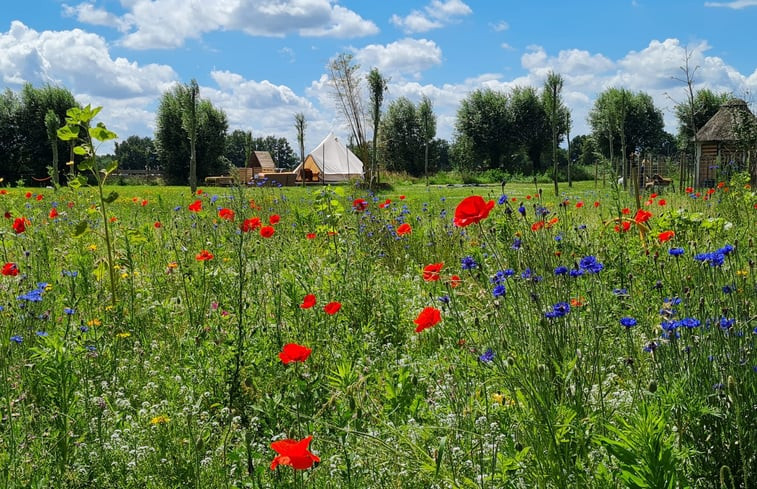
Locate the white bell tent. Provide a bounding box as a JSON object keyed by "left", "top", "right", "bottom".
{"left": 294, "top": 132, "right": 364, "bottom": 183}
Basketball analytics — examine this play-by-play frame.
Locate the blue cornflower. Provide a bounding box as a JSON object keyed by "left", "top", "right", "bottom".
{"left": 545, "top": 302, "right": 570, "bottom": 319}
{"left": 461, "top": 256, "right": 477, "bottom": 270}
{"left": 579, "top": 256, "right": 604, "bottom": 273}
{"left": 62, "top": 270, "right": 78, "bottom": 277}
{"left": 620, "top": 317, "right": 637, "bottom": 328}
{"left": 492, "top": 284, "right": 506, "bottom": 297}
{"left": 680, "top": 317, "right": 701, "bottom": 329}
{"left": 535, "top": 206, "right": 550, "bottom": 217}
{"left": 79, "top": 325, "right": 89, "bottom": 333}
{"left": 643, "top": 341, "right": 659, "bottom": 353}
{"left": 173, "top": 206, "right": 182, "bottom": 211}
{"left": 613, "top": 288, "right": 628, "bottom": 296}
{"left": 713, "top": 383, "right": 724, "bottom": 391}
{"left": 518, "top": 204, "right": 526, "bottom": 217}
{"left": 520, "top": 268, "right": 532, "bottom": 280}
{"left": 479, "top": 348, "right": 495, "bottom": 363}
{"left": 719, "top": 318, "right": 735, "bottom": 330}
{"left": 722, "top": 285, "right": 734, "bottom": 294}
{"left": 86, "top": 345, "right": 97, "bottom": 352}
{"left": 498, "top": 194, "right": 507, "bottom": 205}
{"left": 668, "top": 248, "right": 685, "bottom": 257}
{"left": 717, "top": 244, "right": 734, "bottom": 255}
{"left": 554, "top": 266, "right": 568, "bottom": 275}
{"left": 569, "top": 268, "right": 584, "bottom": 278}
{"left": 511, "top": 238, "right": 522, "bottom": 250}
{"left": 36, "top": 331, "right": 48, "bottom": 337}
{"left": 10, "top": 335, "right": 22, "bottom": 344}
{"left": 663, "top": 297, "right": 682, "bottom": 305}
{"left": 661, "top": 320, "right": 681, "bottom": 332}
{"left": 438, "top": 295, "right": 450, "bottom": 304}
{"left": 18, "top": 288, "right": 44, "bottom": 302}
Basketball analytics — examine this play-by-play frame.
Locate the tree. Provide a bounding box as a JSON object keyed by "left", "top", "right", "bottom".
{"left": 588, "top": 88, "right": 667, "bottom": 184}
{"left": 328, "top": 53, "right": 368, "bottom": 165}
{"left": 418, "top": 96, "right": 436, "bottom": 185}
{"left": 114, "top": 136, "right": 157, "bottom": 170}
{"left": 183, "top": 79, "right": 200, "bottom": 194}
{"left": 455, "top": 88, "right": 513, "bottom": 170}
{"left": 16, "top": 84, "right": 76, "bottom": 183}
{"left": 44, "top": 110, "right": 60, "bottom": 186}
{"left": 252, "top": 136, "right": 297, "bottom": 169}
{"left": 509, "top": 86, "right": 549, "bottom": 173}
{"left": 674, "top": 89, "right": 729, "bottom": 149}
{"left": 155, "top": 83, "right": 228, "bottom": 185}
{"left": 225, "top": 130, "right": 253, "bottom": 168}
{"left": 366, "top": 68, "right": 388, "bottom": 187}
{"left": 542, "top": 72, "right": 567, "bottom": 195}
{"left": 294, "top": 113, "right": 306, "bottom": 184}
{"left": 380, "top": 97, "right": 422, "bottom": 175}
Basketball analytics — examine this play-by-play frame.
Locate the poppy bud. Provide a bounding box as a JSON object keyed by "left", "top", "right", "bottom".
{"left": 648, "top": 380, "right": 657, "bottom": 393}
{"left": 506, "top": 356, "right": 515, "bottom": 367}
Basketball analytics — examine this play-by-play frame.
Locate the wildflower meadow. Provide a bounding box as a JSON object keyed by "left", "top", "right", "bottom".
{"left": 0, "top": 174, "right": 755, "bottom": 488}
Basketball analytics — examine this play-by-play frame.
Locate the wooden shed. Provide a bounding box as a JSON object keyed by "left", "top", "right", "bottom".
{"left": 695, "top": 99, "right": 757, "bottom": 187}
{"left": 248, "top": 151, "right": 276, "bottom": 174}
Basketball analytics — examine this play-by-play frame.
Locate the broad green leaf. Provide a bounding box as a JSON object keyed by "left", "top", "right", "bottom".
{"left": 56, "top": 125, "right": 79, "bottom": 141}
{"left": 73, "top": 146, "right": 88, "bottom": 156}
{"left": 72, "top": 221, "right": 88, "bottom": 237}
{"left": 104, "top": 160, "right": 118, "bottom": 175}
{"left": 68, "top": 175, "right": 88, "bottom": 189}
{"left": 103, "top": 191, "right": 119, "bottom": 204}
{"left": 90, "top": 124, "right": 117, "bottom": 142}
{"left": 93, "top": 261, "right": 107, "bottom": 282}
{"left": 77, "top": 159, "right": 94, "bottom": 172}
{"left": 126, "top": 229, "right": 147, "bottom": 245}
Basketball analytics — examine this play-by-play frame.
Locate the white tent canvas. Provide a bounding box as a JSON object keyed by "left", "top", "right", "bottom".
{"left": 294, "top": 132, "right": 364, "bottom": 183}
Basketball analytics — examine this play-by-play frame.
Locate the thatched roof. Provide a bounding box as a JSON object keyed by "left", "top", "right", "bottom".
{"left": 696, "top": 99, "right": 757, "bottom": 142}
{"left": 249, "top": 151, "right": 276, "bottom": 172}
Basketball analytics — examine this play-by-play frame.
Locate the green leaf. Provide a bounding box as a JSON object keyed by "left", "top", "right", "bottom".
{"left": 56, "top": 125, "right": 79, "bottom": 141}
{"left": 90, "top": 123, "right": 117, "bottom": 142}
{"left": 103, "top": 191, "right": 119, "bottom": 204}
{"left": 126, "top": 229, "right": 147, "bottom": 245}
{"left": 73, "top": 146, "right": 88, "bottom": 156}
{"left": 72, "top": 221, "right": 88, "bottom": 237}
{"left": 77, "top": 158, "right": 94, "bottom": 172}
{"left": 68, "top": 175, "right": 88, "bottom": 189}
{"left": 103, "top": 160, "right": 118, "bottom": 176}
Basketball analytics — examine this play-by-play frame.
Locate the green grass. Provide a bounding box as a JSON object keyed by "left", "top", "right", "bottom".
{"left": 0, "top": 176, "right": 755, "bottom": 488}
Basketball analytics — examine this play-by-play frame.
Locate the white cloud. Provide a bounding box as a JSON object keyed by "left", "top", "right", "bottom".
{"left": 355, "top": 38, "right": 443, "bottom": 80}
{"left": 390, "top": 0, "right": 472, "bottom": 34}
{"left": 704, "top": 0, "right": 757, "bottom": 8}
{"left": 62, "top": 2, "right": 132, "bottom": 32}
{"left": 490, "top": 21, "right": 509, "bottom": 32}
{"left": 65, "top": 0, "right": 378, "bottom": 49}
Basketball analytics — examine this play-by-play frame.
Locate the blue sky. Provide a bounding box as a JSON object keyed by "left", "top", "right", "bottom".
{"left": 1, "top": 0, "right": 756, "bottom": 154}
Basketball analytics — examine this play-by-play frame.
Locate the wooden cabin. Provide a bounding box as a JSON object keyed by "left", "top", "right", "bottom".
{"left": 248, "top": 151, "right": 276, "bottom": 175}
{"left": 695, "top": 99, "right": 757, "bottom": 187}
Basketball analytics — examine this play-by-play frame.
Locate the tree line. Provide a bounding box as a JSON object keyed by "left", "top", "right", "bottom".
{"left": 0, "top": 69, "right": 737, "bottom": 187}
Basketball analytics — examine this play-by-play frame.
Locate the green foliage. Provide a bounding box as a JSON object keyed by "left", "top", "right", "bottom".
{"left": 114, "top": 135, "right": 157, "bottom": 170}
{"left": 674, "top": 89, "right": 730, "bottom": 148}
{"left": 155, "top": 82, "right": 228, "bottom": 185}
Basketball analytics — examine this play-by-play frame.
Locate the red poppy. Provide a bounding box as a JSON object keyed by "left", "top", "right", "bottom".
{"left": 1, "top": 262, "right": 18, "bottom": 276}
{"left": 685, "top": 187, "right": 694, "bottom": 193}
{"left": 634, "top": 209, "right": 652, "bottom": 224}
{"left": 141, "top": 199, "right": 148, "bottom": 206}
{"left": 453, "top": 196, "right": 495, "bottom": 227}
{"left": 448, "top": 275, "right": 461, "bottom": 288}
{"left": 154, "top": 221, "right": 161, "bottom": 228}
{"left": 218, "top": 208, "right": 235, "bottom": 221}
{"left": 423, "top": 262, "right": 444, "bottom": 281}
{"left": 249, "top": 199, "right": 261, "bottom": 210}
{"left": 0, "top": 190, "right": 6, "bottom": 195}
{"left": 300, "top": 294, "right": 316, "bottom": 309}
{"left": 269, "top": 214, "right": 280, "bottom": 225}
{"left": 323, "top": 301, "right": 341, "bottom": 315}
{"left": 526, "top": 195, "right": 532, "bottom": 200}
{"left": 658, "top": 230, "right": 675, "bottom": 243}
{"left": 109, "top": 216, "right": 117, "bottom": 223}
{"left": 67, "top": 202, "right": 74, "bottom": 208}
{"left": 531, "top": 221, "right": 544, "bottom": 231}
{"left": 188, "top": 200, "right": 202, "bottom": 212}
{"left": 650, "top": 193, "right": 658, "bottom": 198}
{"left": 25, "top": 192, "right": 31, "bottom": 199}
{"left": 570, "top": 297, "right": 586, "bottom": 307}
{"left": 352, "top": 199, "right": 368, "bottom": 211}
{"left": 575, "top": 201, "right": 584, "bottom": 208}
{"left": 621, "top": 208, "right": 631, "bottom": 215}
{"left": 414, "top": 307, "right": 441, "bottom": 333}
{"left": 278, "top": 343, "right": 312, "bottom": 364}
{"left": 658, "top": 199, "right": 667, "bottom": 206}
{"left": 196, "top": 249, "right": 214, "bottom": 261}
{"left": 270, "top": 435, "right": 320, "bottom": 470}
{"left": 614, "top": 221, "right": 631, "bottom": 233}
{"left": 196, "top": 189, "right": 203, "bottom": 195}
{"left": 593, "top": 201, "right": 600, "bottom": 208}
{"left": 241, "top": 217, "right": 261, "bottom": 233}
{"left": 36, "top": 194, "right": 43, "bottom": 201}
{"left": 12, "top": 217, "right": 26, "bottom": 234}
{"left": 396, "top": 223, "right": 412, "bottom": 235}
{"left": 260, "top": 225, "right": 275, "bottom": 238}
{"left": 306, "top": 233, "right": 316, "bottom": 240}
{"left": 399, "top": 195, "right": 406, "bottom": 200}
{"left": 3, "top": 212, "right": 10, "bottom": 219}
{"left": 49, "top": 208, "right": 59, "bottom": 219}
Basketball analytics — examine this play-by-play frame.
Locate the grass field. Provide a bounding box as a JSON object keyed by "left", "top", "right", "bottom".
{"left": 0, "top": 177, "right": 755, "bottom": 488}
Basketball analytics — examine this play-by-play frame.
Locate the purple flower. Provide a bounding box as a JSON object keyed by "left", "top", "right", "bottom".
{"left": 479, "top": 348, "right": 495, "bottom": 363}
{"left": 620, "top": 317, "right": 637, "bottom": 328}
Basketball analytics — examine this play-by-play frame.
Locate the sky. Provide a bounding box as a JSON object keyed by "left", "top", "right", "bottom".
{"left": 1, "top": 0, "right": 757, "bottom": 155}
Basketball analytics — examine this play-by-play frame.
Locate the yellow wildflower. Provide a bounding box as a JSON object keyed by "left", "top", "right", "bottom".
{"left": 116, "top": 332, "right": 131, "bottom": 339}
{"left": 150, "top": 415, "right": 170, "bottom": 425}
